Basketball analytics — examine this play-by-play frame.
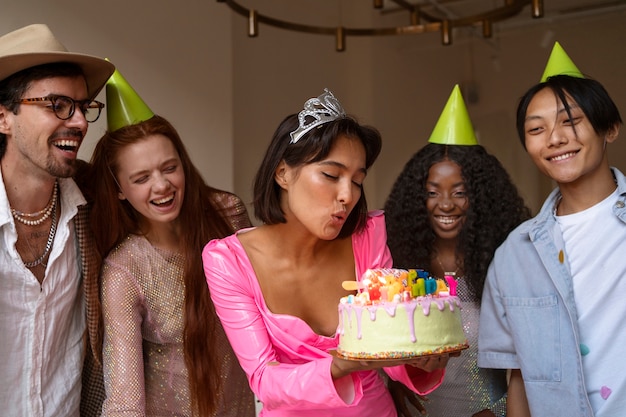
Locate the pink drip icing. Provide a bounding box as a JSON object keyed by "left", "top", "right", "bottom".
{"left": 383, "top": 304, "right": 397, "bottom": 317}
{"left": 339, "top": 293, "right": 463, "bottom": 347}
{"left": 338, "top": 305, "right": 344, "bottom": 335}
{"left": 441, "top": 296, "right": 461, "bottom": 312}
{"left": 353, "top": 305, "right": 363, "bottom": 339}
{"left": 404, "top": 302, "right": 418, "bottom": 343}
{"left": 368, "top": 306, "right": 378, "bottom": 321}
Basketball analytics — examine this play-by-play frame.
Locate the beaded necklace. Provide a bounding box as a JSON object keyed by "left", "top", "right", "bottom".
{"left": 11, "top": 181, "right": 58, "bottom": 226}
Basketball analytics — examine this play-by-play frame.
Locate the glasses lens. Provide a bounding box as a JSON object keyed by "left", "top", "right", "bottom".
{"left": 83, "top": 102, "right": 103, "bottom": 123}
{"left": 51, "top": 96, "right": 73, "bottom": 120}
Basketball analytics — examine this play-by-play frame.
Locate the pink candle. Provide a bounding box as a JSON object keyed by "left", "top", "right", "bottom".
{"left": 445, "top": 275, "right": 458, "bottom": 296}
{"left": 380, "top": 286, "right": 388, "bottom": 302}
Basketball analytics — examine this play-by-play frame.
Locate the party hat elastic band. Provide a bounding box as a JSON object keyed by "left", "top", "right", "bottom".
{"left": 428, "top": 84, "right": 478, "bottom": 146}
{"left": 105, "top": 60, "right": 154, "bottom": 132}
{"left": 540, "top": 42, "right": 584, "bottom": 82}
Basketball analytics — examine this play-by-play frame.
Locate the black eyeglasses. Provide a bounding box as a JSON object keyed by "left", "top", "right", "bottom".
{"left": 18, "top": 95, "right": 105, "bottom": 123}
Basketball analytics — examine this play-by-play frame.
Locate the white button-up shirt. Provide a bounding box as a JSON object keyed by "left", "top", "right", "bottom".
{"left": 0, "top": 172, "right": 86, "bottom": 417}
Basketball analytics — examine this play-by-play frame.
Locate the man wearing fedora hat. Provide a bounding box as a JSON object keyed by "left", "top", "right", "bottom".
{"left": 0, "top": 24, "right": 114, "bottom": 416}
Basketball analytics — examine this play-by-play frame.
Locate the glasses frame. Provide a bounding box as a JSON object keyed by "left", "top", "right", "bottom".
{"left": 18, "top": 95, "right": 105, "bottom": 123}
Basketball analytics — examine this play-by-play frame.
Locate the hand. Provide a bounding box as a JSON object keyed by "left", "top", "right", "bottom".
{"left": 330, "top": 355, "right": 390, "bottom": 379}
{"left": 331, "top": 352, "right": 454, "bottom": 379}
{"left": 388, "top": 378, "right": 428, "bottom": 416}
{"left": 405, "top": 353, "right": 452, "bottom": 373}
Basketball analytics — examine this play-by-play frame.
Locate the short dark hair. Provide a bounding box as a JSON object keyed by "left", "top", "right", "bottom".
{"left": 253, "top": 113, "right": 382, "bottom": 238}
{"left": 0, "top": 62, "right": 85, "bottom": 157}
{"left": 516, "top": 75, "right": 623, "bottom": 149}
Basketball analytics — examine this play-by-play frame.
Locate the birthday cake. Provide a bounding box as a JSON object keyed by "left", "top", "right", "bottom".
{"left": 336, "top": 268, "right": 468, "bottom": 359}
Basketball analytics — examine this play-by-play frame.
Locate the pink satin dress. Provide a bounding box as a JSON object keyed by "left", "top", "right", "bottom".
{"left": 203, "top": 211, "right": 444, "bottom": 417}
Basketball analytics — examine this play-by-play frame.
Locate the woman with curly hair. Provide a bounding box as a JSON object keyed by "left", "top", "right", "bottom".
{"left": 384, "top": 86, "right": 531, "bottom": 417}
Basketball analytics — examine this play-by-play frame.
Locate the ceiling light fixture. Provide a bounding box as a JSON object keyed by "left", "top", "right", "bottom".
{"left": 218, "top": 0, "right": 544, "bottom": 51}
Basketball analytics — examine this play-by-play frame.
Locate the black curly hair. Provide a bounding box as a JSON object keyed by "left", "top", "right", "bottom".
{"left": 384, "top": 143, "right": 531, "bottom": 301}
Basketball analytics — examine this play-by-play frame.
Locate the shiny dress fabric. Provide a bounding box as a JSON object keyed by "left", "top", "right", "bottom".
{"left": 421, "top": 276, "right": 506, "bottom": 416}
{"left": 100, "top": 192, "right": 255, "bottom": 417}
{"left": 203, "top": 211, "right": 444, "bottom": 417}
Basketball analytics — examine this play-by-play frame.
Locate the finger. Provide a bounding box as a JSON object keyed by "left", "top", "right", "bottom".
{"left": 397, "top": 401, "right": 410, "bottom": 417}
{"left": 406, "top": 393, "right": 428, "bottom": 415}
{"left": 437, "top": 354, "right": 451, "bottom": 367}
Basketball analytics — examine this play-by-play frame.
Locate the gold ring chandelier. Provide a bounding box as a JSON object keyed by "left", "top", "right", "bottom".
{"left": 218, "top": 0, "right": 544, "bottom": 51}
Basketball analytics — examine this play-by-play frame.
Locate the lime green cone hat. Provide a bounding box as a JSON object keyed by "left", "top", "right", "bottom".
{"left": 428, "top": 84, "right": 478, "bottom": 146}
{"left": 105, "top": 62, "right": 154, "bottom": 132}
{"left": 540, "top": 42, "right": 584, "bottom": 82}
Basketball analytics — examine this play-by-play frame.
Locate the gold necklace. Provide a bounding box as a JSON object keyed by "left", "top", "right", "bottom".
{"left": 23, "top": 202, "right": 57, "bottom": 268}
{"left": 435, "top": 254, "right": 459, "bottom": 277}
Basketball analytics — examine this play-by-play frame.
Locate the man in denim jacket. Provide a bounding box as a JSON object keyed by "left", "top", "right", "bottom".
{"left": 478, "top": 42, "right": 625, "bottom": 417}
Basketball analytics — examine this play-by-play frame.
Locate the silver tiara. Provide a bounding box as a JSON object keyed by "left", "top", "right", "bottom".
{"left": 289, "top": 88, "right": 346, "bottom": 144}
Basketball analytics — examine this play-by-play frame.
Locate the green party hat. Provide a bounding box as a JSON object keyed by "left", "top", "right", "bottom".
{"left": 540, "top": 42, "right": 584, "bottom": 82}
{"left": 105, "top": 60, "right": 154, "bottom": 131}
{"left": 428, "top": 84, "right": 478, "bottom": 146}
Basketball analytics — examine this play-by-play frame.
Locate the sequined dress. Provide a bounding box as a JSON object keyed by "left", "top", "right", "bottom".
{"left": 422, "top": 276, "right": 507, "bottom": 417}
{"left": 100, "top": 234, "right": 255, "bottom": 417}
{"left": 100, "top": 188, "right": 255, "bottom": 417}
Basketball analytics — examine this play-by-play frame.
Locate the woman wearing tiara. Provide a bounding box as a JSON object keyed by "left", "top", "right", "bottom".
{"left": 384, "top": 86, "right": 530, "bottom": 417}
{"left": 202, "top": 89, "right": 451, "bottom": 416}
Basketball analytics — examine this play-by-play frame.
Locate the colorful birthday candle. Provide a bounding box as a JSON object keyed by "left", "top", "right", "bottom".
{"left": 435, "top": 279, "right": 448, "bottom": 294}
{"left": 378, "top": 285, "right": 387, "bottom": 302}
{"left": 412, "top": 278, "right": 426, "bottom": 297}
{"left": 425, "top": 278, "right": 437, "bottom": 295}
{"left": 445, "top": 275, "right": 458, "bottom": 296}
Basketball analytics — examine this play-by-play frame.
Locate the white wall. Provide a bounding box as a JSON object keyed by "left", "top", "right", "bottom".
{"left": 228, "top": 2, "right": 626, "bottom": 216}
{"left": 369, "top": 10, "right": 626, "bottom": 212}
{"left": 3, "top": 2, "right": 626, "bottom": 215}
{"left": 2, "top": 0, "right": 236, "bottom": 191}
{"left": 3, "top": 3, "right": 625, "bottom": 415}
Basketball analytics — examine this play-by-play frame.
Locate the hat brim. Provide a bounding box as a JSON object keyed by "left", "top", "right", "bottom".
{"left": 0, "top": 51, "right": 115, "bottom": 99}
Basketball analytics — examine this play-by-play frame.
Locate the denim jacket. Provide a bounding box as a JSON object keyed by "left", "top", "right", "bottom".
{"left": 478, "top": 168, "right": 626, "bottom": 417}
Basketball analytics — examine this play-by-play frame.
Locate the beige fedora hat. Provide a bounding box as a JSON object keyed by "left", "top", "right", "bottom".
{"left": 0, "top": 24, "right": 115, "bottom": 98}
